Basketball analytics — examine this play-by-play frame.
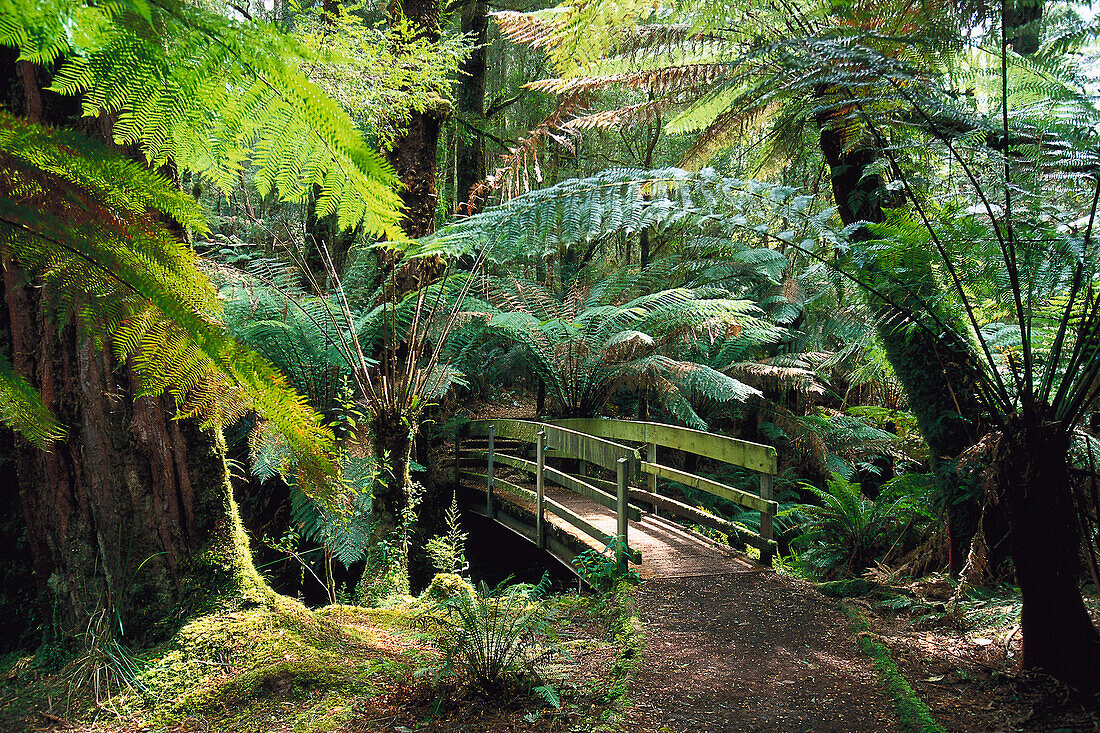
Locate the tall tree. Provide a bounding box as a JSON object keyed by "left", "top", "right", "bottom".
{"left": 0, "top": 0, "right": 400, "bottom": 639}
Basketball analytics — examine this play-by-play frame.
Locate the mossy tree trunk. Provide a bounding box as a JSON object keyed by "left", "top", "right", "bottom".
{"left": 817, "top": 124, "right": 986, "bottom": 575}
{"left": 454, "top": 0, "right": 489, "bottom": 215}
{"left": 3, "top": 263, "right": 270, "bottom": 647}
{"left": 364, "top": 406, "right": 415, "bottom": 597}
{"left": 2, "top": 53, "right": 272, "bottom": 647}
{"left": 386, "top": 0, "right": 444, "bottom": 239}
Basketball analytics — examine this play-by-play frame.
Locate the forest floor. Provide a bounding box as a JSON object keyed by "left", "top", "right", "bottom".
{"left": 623, "top": 571, "right": 1100, "bottom": 733}
{"left": 3, "top": 557, "right": 1100, "bottom": 732}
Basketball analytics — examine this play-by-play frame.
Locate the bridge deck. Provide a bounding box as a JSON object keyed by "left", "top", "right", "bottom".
{"left": 460, "top": 474, "right": 753, "bottom": 579}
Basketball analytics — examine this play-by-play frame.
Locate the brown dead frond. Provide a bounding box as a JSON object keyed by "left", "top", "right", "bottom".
{"left": 726, "top": 361, "right": 828, "bottom": 398}
{"left": 526, "top": 64, "right": 735, "bottom": 96}
{"left": 491, "top": 10, "right": 559, "bottom": 49}
{"left": 462, "top": 92, "right": 592, "bottom": 211}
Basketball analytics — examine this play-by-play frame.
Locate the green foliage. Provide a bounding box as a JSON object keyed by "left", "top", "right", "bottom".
{"left": 294, "top": 6, "right": 466, "bottom": 148}
{"left": 0, "top": 112, "right": 340, "bottom": 491}
{"left": 463, "top": 263, "right": 777, "bottom": 426}
{"left": 1, "top": 0, "right": 403, "bottom": 237}
{"left": 64, "top": 608, "right": 147, "bottom": 713}
{"left": 421, "top": 167, "right": 839, "bottom": 265}
{"left": 412, "top": 575, "right": 569, "bottom": 705}
{"left": 571, "top": 537, "right": 640, "bottom": 594}
{"left": 425, "top": 493, "right": 469, "bottom": 576}
{"left": 783, "top": 474, "right": 912, "bottom": 578}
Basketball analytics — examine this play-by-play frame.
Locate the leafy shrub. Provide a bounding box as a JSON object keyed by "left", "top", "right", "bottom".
{"left": 783, "top": 474, "right": 912, "bottom": 579}
{"left": 412, "top": 575, "right": 569, "bottom": 706}
{"left": 572, "top": 536, "right": 641, "bottom": 593}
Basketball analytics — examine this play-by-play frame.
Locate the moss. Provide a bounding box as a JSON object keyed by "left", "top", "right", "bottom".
{"left": 842, "top": 601, "right": 945, "bottom": 733}
{"left": 419, "top": 573, "right": 476, "bottom": 602}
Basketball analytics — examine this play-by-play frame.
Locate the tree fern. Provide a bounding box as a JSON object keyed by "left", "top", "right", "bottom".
{"left": 421, "top": 167, "right": 837, "bottom": 265}
{"left": 459, "top": 266, "right": 779, "bottom": 426}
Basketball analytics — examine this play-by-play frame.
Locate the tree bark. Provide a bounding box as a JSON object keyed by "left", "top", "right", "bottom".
{"left": 3, "top": 264, "right": 269, "bottom": 645}
{"left": 2, "top": 52, "right": 271, "bottom": 646}
{"left": 386, "top": 0, "right": 444, "bottom": 238}
{"left": 455, "top": 0, "right": 489, "bottom": 215}
{"left": 363, "top": 407, "right": 415, "bottom": 599}
{"left": 996, "top": 423, "right": 1100, "bottom": 690}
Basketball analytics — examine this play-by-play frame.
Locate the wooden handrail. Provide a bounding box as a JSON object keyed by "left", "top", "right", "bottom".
{"left": 461, "top": 419, "right": 639, "bottom": 564}
{"left": 457, "top": 416, "right": 780, "bottom": 567}
{"left": 552, "top": 418, "right": 776, "bottom": 473}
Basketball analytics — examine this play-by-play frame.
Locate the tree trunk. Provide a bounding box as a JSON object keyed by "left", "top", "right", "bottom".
{"left": 997, "top": 424, "right": 1100, "bottom": 690}
{"left": 363, "top": 407, "right": 415, "bottom": 600}
{"left": 455, "top": 0, "right": 489, "bottom": 215}
{"left": 3, "top": 53, "right": 271, "bottom": 646}
{"left": 3, "top": 264, "right": 269, "bottom": 645}
{"left": 386, "top": 0, "right": 444, "bottom": 239}
{"left": 818, "top": 124, "right": 986, "bottom": 575}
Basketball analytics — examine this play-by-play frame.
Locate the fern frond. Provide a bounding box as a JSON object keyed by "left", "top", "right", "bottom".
{"left": 0, "top": 112, "right": 338, "bottom": 494}
{"left": 7, "top": 0, "right": 402, "bottom": 237}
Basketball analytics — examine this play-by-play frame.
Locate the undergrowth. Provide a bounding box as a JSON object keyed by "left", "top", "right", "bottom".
{"left": 577, "top": 580, "right": 645, "bottom": 732}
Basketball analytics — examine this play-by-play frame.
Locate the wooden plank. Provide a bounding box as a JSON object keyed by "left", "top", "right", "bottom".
{"left": 554, "top": 418, "right": 777, "bottom": 474}
{"left": 487, "top": 425, "right": 496, "bottom": 517}
{"left": 544, "top": 495, "right": 611, "bottom": 544}
{"left": 642, "top": 461, "right": 778, "bottom": 515}
{"left": 616, "top": 458, "right": 628, "bottom": 546}
{"left": 628, "top": 488, "right": 735, "bottom": 536}
{"left": 646, "top": 442, "right": 657, "bottom": 494}
{"left": 759, "top": 472, "right": 775, "bottom": 567}
{"left": 465, "top": 451, "right": 642, "bottom": 521}
{"left": 628, "top": 488, "right": 777, "bottom": 553}
{"left": 536, "top": 431, "right": 546, "bottom": 549}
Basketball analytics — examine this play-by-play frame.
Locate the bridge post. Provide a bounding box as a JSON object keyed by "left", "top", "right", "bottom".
{"left": 486, "top": 425, "right": 495, "bottom": 518}
{"left": 760, "top": 472, "right": 774, "bottom": 567}
{"left": 646, "top": 442, "right": 657, "bottom": 513}
{"left": 536, "top": 430, "right": 546, "bottom": 549}
{"left": 616, "top": 457, "right": 628, "bottom": 567}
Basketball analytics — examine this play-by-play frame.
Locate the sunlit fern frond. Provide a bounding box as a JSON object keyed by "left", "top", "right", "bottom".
{"left": 423, "top": 167, "right": 839, "bottom": 268}
{"left": 5, "top": 0, "right": 402, "bottom": 238}
{"left": 0, "top": 111, "right": 338, "bottom": 494}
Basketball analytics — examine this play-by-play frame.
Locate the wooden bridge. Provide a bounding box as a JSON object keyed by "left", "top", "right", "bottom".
{"left": 453, "top": 418, "right": 779, "bottom": 579}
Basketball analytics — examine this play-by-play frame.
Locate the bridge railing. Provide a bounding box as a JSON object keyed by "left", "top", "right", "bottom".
{"left": 455, "top": 419, "right": 642, "bottom": 564}
{"left": 553, "top": 419, "right": 779, "bottom": 565}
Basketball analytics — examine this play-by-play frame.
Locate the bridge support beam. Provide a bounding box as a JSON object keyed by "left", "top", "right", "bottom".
{"left": 487, "top": 425, "right": 495, "bottom": 518}
{"left": 760, "top": 472, "right": 774, "bottom": 567}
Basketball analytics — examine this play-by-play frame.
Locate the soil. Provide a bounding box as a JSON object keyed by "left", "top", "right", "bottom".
{"left": 623, "top": 570, "right": 1100, "bottom": 733}
{"left": 625, "top": 571, "right": 900, "bottom": 733}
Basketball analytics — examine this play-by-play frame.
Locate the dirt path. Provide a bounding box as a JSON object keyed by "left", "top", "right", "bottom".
{"left": 625, "top": 571, "right": 901, "bottom": 733}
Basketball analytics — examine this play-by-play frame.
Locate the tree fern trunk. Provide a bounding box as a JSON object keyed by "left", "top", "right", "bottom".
{"left": 455, "top": 0, "right": 489, "bottom": 215}
{"left": 366, "top": 408, "right": 413, "bottom": 598}
{"left": 386, "top": 0, "right": 443, "bottom": 239}
{"left": 996, "top": 423, "right": 1100, "bottom": 690}
{"left": 818, "top": 125, "right": 986, "bottom": 575}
